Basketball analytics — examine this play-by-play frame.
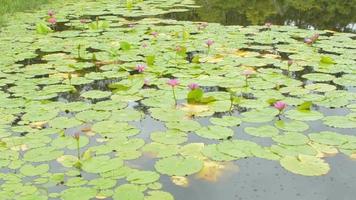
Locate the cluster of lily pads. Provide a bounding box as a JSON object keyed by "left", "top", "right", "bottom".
{"left": 0, "top": 0, "right": 355, "bottom": 199}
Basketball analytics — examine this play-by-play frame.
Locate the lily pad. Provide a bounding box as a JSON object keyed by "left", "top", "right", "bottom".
{"left": 155, "top": 156, "right": 203, "bottom": 176}
{"left": 280, "top": 155, "right": 330, "bottom": 176}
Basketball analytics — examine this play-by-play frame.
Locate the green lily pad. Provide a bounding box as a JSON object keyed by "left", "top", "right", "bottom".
{"left": 20, "top": 164, "right": 49, "bottom": 176}
{"left": 126, "top": 170, "right": 160, "bottom": 184}
{"left": 82, "top": 156, "right": 123, "bottom": 173}
{"left": 195, "top": 125, "right": 234, "bottom": 140}
{"left": 280, "top": 155, "right": 330, "bottom": 176}
{"left": 61, "top": 187, "right": 97, "bottom": 200}
{"left": 150, "top": 130, "right": 187, "bottom": 145}
{"left": 323, "top": 116, "right": 356, "bottom": 128}
{"left": 81, "top": 90, "right": 111, "bottom": 99}
{"left": 272, "top": 132, "right": 309, "bottom": 145}
{"left": 49, "top": 117, "right": 82, "bottom": 129}
{"left": 155, "top": 156, "right": 203, "bottom": 176}
{"left": 113, "top": 184, "right": 144, "bottom": 200}
{"left": 308, "top": 131, "right": 348, "bottom": 146}
{"left": 244, "top": 125, "right": 279, "bottom": 137}
{"left": 274, "top": 120, "right": 309, "bottom": 132}
{"left": 145, "top": 191, "right": 174, "bottom": 200}
{"left": 210, "top": 116, "right": 241, "bottom": 127}
{"left": 285, "top": 110, "right": 323, "bottom": 121}
{"left": 202, "top": 144, "right": 236, "bottom": 161}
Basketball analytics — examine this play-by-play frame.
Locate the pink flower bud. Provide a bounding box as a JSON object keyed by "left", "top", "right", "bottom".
{"left": 205, "top": 39, "right": 214, "bottom": 47}
{"left": 175, "top": 45, "right": 182, "bottom": 52}
{"left": 274, "top": 101, "right": 287, "bottom": 111}
{"left": 48, "top": 17, "right": 57, "bottom": 25}
{"left": 151, "top": 31, "right": 158, "bottom": 37}
{"left": 80, "top": 19, "right": 88, "bottom": 24}
{"left": 241, "top": 69, "right": 256, "bottom": 76}
{"left": 288, "top": 60, "right": 293, "bottom": 66}
{"left": 304, "top": 38, "right": 313, "bottom": 45}
{"left": 167, "top": 79, "right": 179, "bottom": 87}
{"left": 311, "top": 33, "right": 319, "bottom": 41}
{"left": 188, "top": 83, "right": 199, "bottom": 90}
{"left": 265, "top": 22, "right": 272, "bottom": 28}
{"left": 144, "top": 78, "right": 150, "bottom": 85}
{"left": 135, "top": 64, "right": 146, "bottom": 73}
{"left": 73, "top": 132, "right": 80, "bottom": 140}
{"left": 48, "top": 10, "right": 55, "bottom": 17}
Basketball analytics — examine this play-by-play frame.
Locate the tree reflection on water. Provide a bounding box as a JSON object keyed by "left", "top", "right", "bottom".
{"left": 164, "top": 0, "right": 356, "bottom": 32}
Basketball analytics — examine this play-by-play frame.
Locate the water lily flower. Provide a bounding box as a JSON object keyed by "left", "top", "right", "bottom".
{"left": 197, "top": 22, "right": 208, "bottom": 30}
{"left": 288, "top": 60, "right": 293, "bottom": 66}
{"left": 242, "top": 69, "right": 256, "bottom": 87}
{"left": 80, "top": 19, "right": 89, "bottom": 24}
{"left": 205, "top": 39, "right": 214, "bottom": 48}
{"left": 142, "top": 43, "right": 148, "bottom": 48}
{"left": 175, "top": 45, "right": 183, "bottom": 52}
{"left": 265, "top": 22, "right": 272, "bottom": 28}
{"left": 188, "top": 83, "right": 199, "bottom": 90}
{"left": 286, "top": 60, "right": 293, "bottom": 76}
{"left": 135, "top": 64, "right": 146, "bottom": 73}
{"left": 48, "top": 17, "right": 57, "bottom": 25}
{"left": 167, "top": 78, "right": 180, "bottom": 106}
{"left": 73, "top": 132, "right": 80, "bottom": 140}
{"left": 242, "top": 69, "right": 256, "bottom": 76}
{"left": 144, "top": 78, "right": 150, "bottom": 86}
{"left": 48, "top": 10, "right": 55, "bottom": 17}
{"left": 311, "top": 33, "right": 319, "bottom": 41}
{"left": 304, "top": 38, "right": 313, "bottom": 45}
{"left": 274, "top": 101, "right": 287, "bottom": 112}
{"left": 128, "top": 23, "right": 135, "bottom": 28}
{"left": 167, "top": 78, "right": 180, "bottom": 87}
{"left": 151, "top": 31, "right": 158, "bottom": 37}
{"left": 304, "top": 34, "right": 319, "bottom": 45}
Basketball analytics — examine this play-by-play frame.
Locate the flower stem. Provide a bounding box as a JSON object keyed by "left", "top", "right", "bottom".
{"left": 172, "top": 87, "right": 177, "bottom": 106}
{"left": 76, "top": 140, "right": 80, "bottom": 160}
{"left": 229, "top": 92, "right": 234, "bottom": 113}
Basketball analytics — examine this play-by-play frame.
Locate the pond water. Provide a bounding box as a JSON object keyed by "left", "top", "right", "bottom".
{"left": 0, "top": 0, "right": 355, "bottom": 200}
{"left": 164, "top": 0, "right": 356, "bottom": 32}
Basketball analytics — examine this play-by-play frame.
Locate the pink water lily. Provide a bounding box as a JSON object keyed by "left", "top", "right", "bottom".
{"left": 144, "top": 78, "right": 150, "bottom": 86}
{"left": 141, "top": 43, "right": 148, "bottom": 48}
{"left": 242, "top": 69, "right": 256, "bottom": 76}
{"left": 288, "top": 60, "right": 293, "bottom": 66}
{"left": 311, "top": 33, "right": 319, "bottom": 41}
{"left": 80, "top": 19, "right": 89, "bottom": 24}
{"left": 274, "top": 101, "right": 287, "bottom": 112}
{"left": 167, "top": 79, "right": 180, "bottom": 87}
{"left": 265, "top": 22, "right": 272, "bottom": 28}
{"left": 188, "top": 83, "right": 199, "bottom": 90}
{"left": 304, "top": 38, "right": 313, "bottom": 45}
{"left": 73, "top": 132, "right": 80, "bottom": 140}
{"left": 205, "top": 39, "right": 214, "bottom": 47}
{"left": 197, "top": 22, "right": 208, "bottom": 30}
{"left": 48, "top": 17, "right": 57, "bottom": 25}
{"left": 175, "top": 45, "right": 183, "bottom": 52}
{"left": 48, "top": 10, "right": 55, "bottom": 17}
{"left": 167, "top": 79, "right": 179, "bottom": 106}
{"left": 151, "top": 31, "right": 158, "bottom": 37}
{"left": 135, "top": 64, "right": 146, "bottom": 73}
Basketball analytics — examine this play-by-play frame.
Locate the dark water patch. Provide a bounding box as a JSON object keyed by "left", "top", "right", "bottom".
{"left": 162, "top": 0, "right": 356, "bottom": 33}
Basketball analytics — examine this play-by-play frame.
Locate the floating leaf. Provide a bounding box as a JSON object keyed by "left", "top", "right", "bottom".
{"left": 280, "top": 155, "right": 330, "bottom": 176}
{"left": 272, "top": 132, "right": 309, "bottom": 146}
{"left": 155, "top": 156, "right": 203, "bottom": 176}
{"left": 127, "top": 170, "right": 160, "bottom": 184}
{"left": 195, "top": 126, "right": 233, "bottom": 140}
{"left": 244, "top": 125, "right": 279, "bottom": 137}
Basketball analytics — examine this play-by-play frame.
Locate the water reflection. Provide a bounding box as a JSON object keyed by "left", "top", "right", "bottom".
{"left": 164, "top": 0, "right": 356, "bottom": 32}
